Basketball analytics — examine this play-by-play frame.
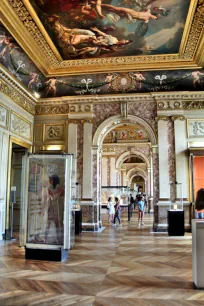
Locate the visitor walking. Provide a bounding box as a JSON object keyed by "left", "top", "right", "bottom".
{"left": 138, "top": 196, "right": 145, "bottom": 226}
{"left": 113, "top": 197, "right": 122, "bottom": 226}
{"left": 107, "top": 197, "right": 115, "bottom": 223}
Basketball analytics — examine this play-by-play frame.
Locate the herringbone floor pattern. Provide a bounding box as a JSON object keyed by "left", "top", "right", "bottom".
{"left": 0, "top": 210, "right": 203, "bottom": 306}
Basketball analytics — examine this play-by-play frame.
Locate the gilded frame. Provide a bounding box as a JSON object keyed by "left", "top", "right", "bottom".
{"left": 187, "top": 119, "right": 204, "bottom": 139}
{"left": 0, "top": 102, "right": 9, "bottom": 130}
{"left": 10, "top": 111, "right": 33, "bottom": 141}
{"left": 0, "top": 0, "right": 203, "bottom": 75}
{"left": 43, "top": 123, "right": 65, "bottom": 142}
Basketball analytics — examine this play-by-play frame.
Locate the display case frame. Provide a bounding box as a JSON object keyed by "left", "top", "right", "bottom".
{"left": 20, "top": 153, "right": 74, "bottom": 260}
{"left": 169, "top": 182, "right": 184, "bottom": 211}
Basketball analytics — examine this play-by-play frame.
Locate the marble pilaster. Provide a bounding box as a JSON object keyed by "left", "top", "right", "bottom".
{"left": 82, "top": 122, "right": 93, "bottom": 199}
{"left": 157, "top": 118, "right": 170, "bottom": 201}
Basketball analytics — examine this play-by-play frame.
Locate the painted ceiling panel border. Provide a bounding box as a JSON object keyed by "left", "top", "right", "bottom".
{"left": 0, "top": 0, "right": 202, "bottom": 75}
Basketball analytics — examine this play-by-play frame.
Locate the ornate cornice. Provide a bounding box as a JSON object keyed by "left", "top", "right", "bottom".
{"left": 5, "top": 0, "right": 203, "bottom": 74}
{"left": 155, "top": 116, "right": 169, "bottom": 122}
{"left": 157, "top": 100, "right": 204, "bottom": 110}
{"left": 0, "top": 69, "right": 36, "bottom": 115}
{"left": 171, "top": 115, "right": 186, "bottom": 121}
{"left": 69, "top": 104, "right": 93, "bottom": 113}
{"left": 39, "top": 94, "right": 155, "bottom": 104}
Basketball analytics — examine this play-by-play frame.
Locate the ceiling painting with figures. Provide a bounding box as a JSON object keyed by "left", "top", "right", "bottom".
{"left": 29, "top": 0, "right": 191, "bottom": 60}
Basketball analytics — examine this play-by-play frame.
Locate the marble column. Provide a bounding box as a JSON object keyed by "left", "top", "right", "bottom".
{"left": 122, "top": 170, "right": 127, "bottom": 186}
{"left": 67, "top": 123, "right": 77, "bottom": 185}
{"left": 173, "top": 116, "right": 188, "bottom": 200}
{"left": 157, "top": 117, "right": 170, "bottom": 201}
{"left": 155, "top": 117, "right": 170, "bottom": 228}
{"left": 0, "top": 131, "right": 9, "bottom": 240}
{"left": 173, "top": 116, "right": 190, "bottom": 230}
{"left": 110, "top": 157, "right": 117, "bottom": 186}
{"left": 102, "top": 157, "right": 108, "bottom": 186}
{"left": 82, "top": 122, "right": 93, "bottom": 199}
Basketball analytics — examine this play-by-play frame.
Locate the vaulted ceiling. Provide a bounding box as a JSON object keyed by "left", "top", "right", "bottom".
{"left": 0, "top": 0, "right": 203, "bottom": 99}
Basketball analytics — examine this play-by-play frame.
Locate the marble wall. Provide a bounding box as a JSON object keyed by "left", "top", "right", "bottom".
{"left": 93, "top": 103, "right": 121, "bottom": 135}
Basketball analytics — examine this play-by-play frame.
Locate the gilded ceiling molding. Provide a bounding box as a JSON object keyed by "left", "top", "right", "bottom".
{"left": 155, "top": 116, "right": 169, "bottom": 122}
{"left": 8, "top": 0, "right": 60, "bottom": 67}
{"left": 35, "top": 105, "right": 69, "bottom": 115}
{"left": 183, "top": 0, "right": 204, "bottom": 60}
{"left": 0, "top": 74, "right": 35, "bottom": 115}
{"left": 6, "top": 0, "right": 203, "bottom": 73}
{"left": 39, "top": 94, "right": 155, "bottom": 104}
{"left": 171, "top": 115, "right": 186, "bottom": 121}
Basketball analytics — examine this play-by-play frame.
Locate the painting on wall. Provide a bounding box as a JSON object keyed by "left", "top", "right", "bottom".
{"left": 187, "top": 119, "right": 204, "bottom": 138}
{"left": 104, "top": 124, "right": 149, "bottom": 142}
{"left": 30, "top": 0, "right": 191, "bottom": 60}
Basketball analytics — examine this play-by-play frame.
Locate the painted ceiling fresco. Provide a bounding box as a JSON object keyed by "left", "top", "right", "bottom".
{"left": 29, "top": 0, "right": 191, "bottom": 60}
{"left": 0, "top": 21, "right": 204, "bottom": 98}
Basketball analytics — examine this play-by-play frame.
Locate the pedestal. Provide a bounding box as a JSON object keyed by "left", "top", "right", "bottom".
{"left": 192, "top": 220, "right": 204, "bottom": 289}
{"left": 75, "top": 210, "right": 82, "bottom": 235}
{"left": 168, "top": 210, "right": 184, "bottom": 236}
{"left": 25, "top": 247, "right": 68, "bottom": 262}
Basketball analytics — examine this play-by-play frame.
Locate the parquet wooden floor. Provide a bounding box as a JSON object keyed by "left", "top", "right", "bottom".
{"left": 0, "top": 211, "right": 203, "bottom": 306}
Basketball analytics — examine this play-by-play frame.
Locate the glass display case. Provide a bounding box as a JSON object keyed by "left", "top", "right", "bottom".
{"left": 169, "top": 182, "right": 183, "bottom": 211}
{"left": 20, "top": 153, "right": 74, "bottom": 261}
{"left": 72, "top": 183, "right": 81, "bottom": 211}
{"left": 102, "top": 186, "right": 130, "bottom": 206}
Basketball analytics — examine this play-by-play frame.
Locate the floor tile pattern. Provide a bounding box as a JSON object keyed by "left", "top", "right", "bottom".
{"left": 0, "top": 211, "right": 203, "bottom": 305}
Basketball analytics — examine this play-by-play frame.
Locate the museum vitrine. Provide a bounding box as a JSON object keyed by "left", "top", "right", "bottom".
{"left": 102, "top": 186, "right": 130, "bottom": 205}
{"left": 20, "top": 153, "right": 74, "bottom": 261}
{"left": 168, "top": 182, "right": 184, "bottom": 236}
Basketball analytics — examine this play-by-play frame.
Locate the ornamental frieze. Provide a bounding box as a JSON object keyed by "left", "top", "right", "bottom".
{"left": 157, "top": 100, "right": 204, "bottom": 110}
{"left": 35, "top": 105, "right": 69, "bottom": 115}
{"left": 0, "top": 78, "right": 35, "bottom": 115}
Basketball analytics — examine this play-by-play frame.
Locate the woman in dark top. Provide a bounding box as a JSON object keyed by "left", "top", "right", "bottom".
{"left": 113, "top": 197, "right": 122, "bottom": 227}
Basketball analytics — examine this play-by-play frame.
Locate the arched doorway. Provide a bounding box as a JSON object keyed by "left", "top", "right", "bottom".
{"left": 93, "top": 115, "right": 156, "bottom": 227}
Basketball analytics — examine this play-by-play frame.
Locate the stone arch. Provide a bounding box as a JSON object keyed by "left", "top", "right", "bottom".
{"left": 130, "top": 173, "right": 147, "bottom": 184}
{"left": 116, "top": 151, "right": 150, "bottom": 170}
{"left": 93, "top": 115, "right": 157, "bottom": 147}
{"left": 127, "top": 167, "right": 147, "bottom": 180}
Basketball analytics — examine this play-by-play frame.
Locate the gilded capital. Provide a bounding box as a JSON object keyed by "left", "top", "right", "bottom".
{"left": 171, "top": 115, "right": 185, "bottom": 121}
{"left": 155, "top": 116, "right": 169, "bottom": 122}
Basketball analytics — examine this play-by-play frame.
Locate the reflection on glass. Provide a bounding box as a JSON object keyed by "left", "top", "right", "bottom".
{"left": 27, "top": 158, "right": 65, "bottom": 245}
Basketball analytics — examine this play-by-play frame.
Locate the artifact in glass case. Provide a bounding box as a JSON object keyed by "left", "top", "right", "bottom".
{"left": 101, "top": 186, "right": 130, "bottom": 206}
{"left": 72, "top": 183, "right": 81, "bottom": 210}
{"left": 20, "top": 153, "right": 74, "bottom": 261}
{"left": 169, "top": 182, "right": 183, "bottom": 211}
